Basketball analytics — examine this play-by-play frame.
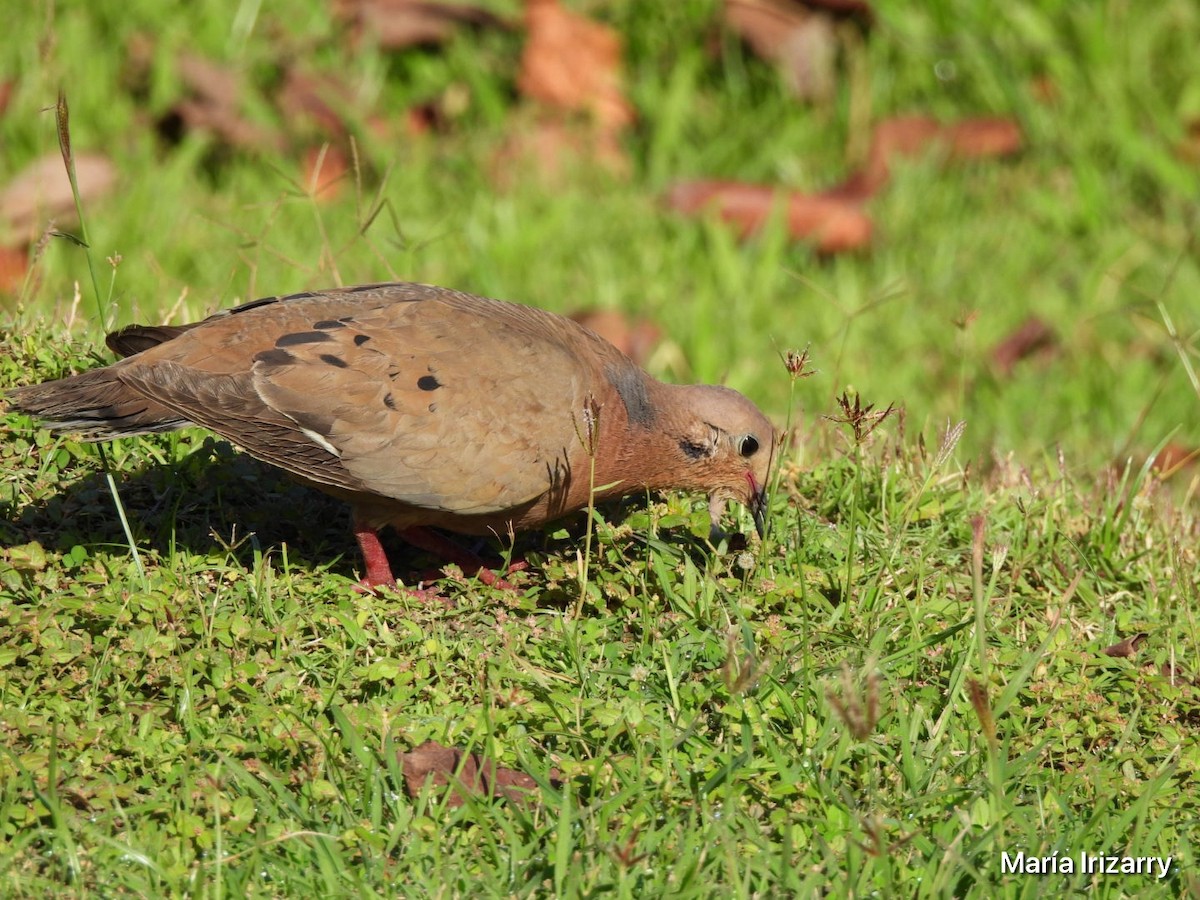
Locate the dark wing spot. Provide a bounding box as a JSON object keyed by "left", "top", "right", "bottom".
{"left": 279, "top": 291, "right": 318, "bottom": 302}
{"left": 254, "top": 348, "right": 296, "bottom": 367}
{"left": 606, "top": 364, "right": 655, "bottom": 427}
{"left": 320, "top": 354, "right": 349, "bottom": 368}
{"left": 313, "top": 320, "right": 345, "bottom": 329}
{"left": 417, "top": 375, "right": 441, "bottom": 391}
{"left": 353, "top": 334, "right": 370, "bottom": 346}
{"left": 276, "top": 331, "right": 334, "bottom": 347}
{"left": 383, "top": 392, "right": 397, "bottom": 410}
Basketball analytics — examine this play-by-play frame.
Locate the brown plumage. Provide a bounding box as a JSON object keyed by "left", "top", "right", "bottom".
{"left": 7, "top": 282, "right": 776, "bottom": 588}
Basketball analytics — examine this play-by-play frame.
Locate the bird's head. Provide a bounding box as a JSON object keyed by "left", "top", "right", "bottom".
{"left": 671, "top": 384, "right": 777, "bottom": 539}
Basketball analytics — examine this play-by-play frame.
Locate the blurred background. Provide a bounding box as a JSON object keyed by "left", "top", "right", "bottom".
{"left": 2, "top": 0, "right": 1198, "bottom": 473}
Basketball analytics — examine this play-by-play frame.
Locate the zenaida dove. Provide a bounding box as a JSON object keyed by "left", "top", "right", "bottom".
{"left": 7, "top": 282, "right": 776, "bottom": 589}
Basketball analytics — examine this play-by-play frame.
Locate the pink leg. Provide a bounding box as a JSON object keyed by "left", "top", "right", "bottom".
{"left": 351, "top": 523, "right": 447, "bottom": 603}
{"left": 397, "top": 527, "right": 526, "bottom": 591}
{"left": 354, "top": 519, "right": 398, "bottom": 588}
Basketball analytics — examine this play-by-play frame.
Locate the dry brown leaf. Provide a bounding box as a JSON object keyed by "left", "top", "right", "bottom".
{"left": 570, "top": 309, "right": 661, "bottom": 366}
{"left": 0, "top": 153, "right": 117, "bottom": 242}
{"left": 178, "top": 53, "right": 241, "bottom": 107}
{"left": 404, "top": 102, "right": 445, "bottom": 137}
{"left": 1102, "top": 632, "right": 1148, "bottom": 659}
{"left": 163, "top": 53, "right": 281, "bottom": 151}
{"left": 399, "top": 740, "right": 555, "bottom": 807}
{"left": 1158, "top": 660, "right": 1190, "bottom": 681}
{"left": 803, "top": 0, "right": 872, "bottom": 17}
{"left": 490, "top": 116, "right": 629, "bottom": 188}
{"left": 943, "top": 117, "right": 1025, "bottom": 158}
{"left": 666, "top": 180, "right": 872, "bottom": 254}
{"left": 0, "top": 244, "right": 28, "bottom": 294}
{"left": 517, "top": 0, "right": 634, "bottom": 135}
{"left": 1150, "top": 442, "right": 1200, "bottom": 477}
{"left": 167, "top": 101, "right": 280, "bottom": 151}
{"left": 301, "top": 145, "right": 351, "bottom": 201}
{"left": 990, "top": 316, "right": 1057, "bottom": 377}
{"left": 724, "top": 0, "right": 839, "bottom": 101}
{"left": 726, "top": 0, "right": 808, "bottom": 58}
{"left": 832, "top": 115, "right": 1024, "bottom": 199}
{"left": 334, "top": 0, "right": 507, "bottom": 50}
{"left": 277, "top": 68, "right": 356, "bottom": 140}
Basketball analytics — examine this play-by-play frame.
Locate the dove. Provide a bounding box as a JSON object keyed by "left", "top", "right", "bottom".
{"left": 7, "top": 282, "right": 776, "bottom": 589}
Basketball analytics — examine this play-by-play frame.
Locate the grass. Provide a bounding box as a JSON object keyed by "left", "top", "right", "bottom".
{"left": 2, "top": 0, "right": 1200, "bottom": 896}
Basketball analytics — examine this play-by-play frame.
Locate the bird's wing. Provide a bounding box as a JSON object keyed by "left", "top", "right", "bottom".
{"left": 118, "top": 286, "right": 606, "bottom": 515}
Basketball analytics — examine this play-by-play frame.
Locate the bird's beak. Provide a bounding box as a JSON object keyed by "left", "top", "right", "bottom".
{"left": 707, "top": 475, "right": 769, "bottom": 542}
{"left": 746, "top": 471, "right": 767, "bottom": 540}
{"left": 750, "top": 485, "right": 768, "bottom": 539}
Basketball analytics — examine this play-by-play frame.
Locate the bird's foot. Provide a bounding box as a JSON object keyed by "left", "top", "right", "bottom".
{"left": 410, "top": 561, "right": 526, "bottom": 591}
{"left": 354, "top": 576, "right": 454, "bottom": 607}
{"left": 465, "top": 559, "right": 528, "bottom": 591}
{"left": 354, "top": 520, "right": 527, "bottom": 596}
{"left": 398, "top": 527, "right": 527, "bottom": 592}
{"left": 353, "top": 519, "right": 450, "bottom": 604}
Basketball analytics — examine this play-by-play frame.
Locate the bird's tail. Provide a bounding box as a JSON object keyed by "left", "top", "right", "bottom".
{"left": 6, "top": 365, "right": 189, "bottom": 439}
{"left": 6, "top": 325, "right": 195, "bottom": 439}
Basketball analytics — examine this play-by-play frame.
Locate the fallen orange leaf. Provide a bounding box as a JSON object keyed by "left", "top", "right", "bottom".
{"left": 1150, "top": 442, "right": 1200, "bottom": 477}
{"left": 570, "top": 308, "right": 661, "bottom": 366}
{"left": 0, "top": 153, "right": 117, "bottom": 242}
{"left": 517, "top": 0, "right": 634, "bottom": 135}
{"left": 724, "top": 0, "right": 847, "bottom": 101}
{"left": 165, "top": 53, "right": 282, "bottom": 152}
{"left": 334, "top": 0, "right": 507, "bottom": 50}
{"left": 832, "top": 115, "right": 1023, "bottom": 199}
{"left": 301, "top": 145, "right": 350, "bottom": 201}
{"left": 1102, "top": 633, "right": 1148, "bottom": 659}
{"left": 990, "top": 316, "right": 1057, "bottom": 378}
{"left": 0, "top": 244, "right": 28, "bottom": 295}
{"left": 277, "top": 67, "right": 356, "bottom": 141}
{"left": 399, "top": 740, "right": 558, "bottom": 807}
{"left": 666, "top": 179, "right": 872, "bottom": 254}
{"left": 490, "top": 115, "right": 628, "bottom": 187}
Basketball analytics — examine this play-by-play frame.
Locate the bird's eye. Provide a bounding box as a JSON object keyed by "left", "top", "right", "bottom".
{"left": 739, "top": 435, "right": 759, "bottom": 457}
